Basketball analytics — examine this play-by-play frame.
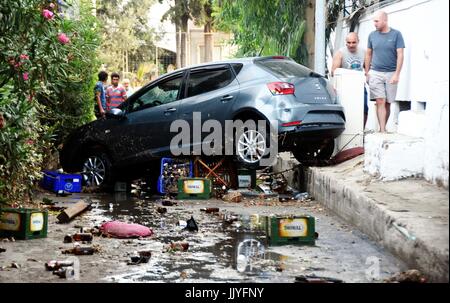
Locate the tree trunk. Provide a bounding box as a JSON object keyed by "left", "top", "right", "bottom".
{"left": 304, "top": 0, "right": 316, "bottom": 69}
{"left": 176, "top": 23, "right": 181, "bottom": 69}
{"left": 204, "top": 21, "right": 213, "bottom": 62}
{"left": 204, "top": 2, "right": 213, "bottom": 63}
{"left": 180, "top": 15, "right": 189, "bottom": 68}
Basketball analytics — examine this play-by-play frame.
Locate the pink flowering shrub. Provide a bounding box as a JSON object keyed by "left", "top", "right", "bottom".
{"left": 42, "top": 9, "right": 54, "bottom": 20}
{"left": 57, "top": 33, "right": 70, "bottom": 44}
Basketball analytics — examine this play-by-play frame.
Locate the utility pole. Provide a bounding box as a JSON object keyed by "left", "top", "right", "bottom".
{"left": 314, "top": 0, "right": 326, "bottom": 75}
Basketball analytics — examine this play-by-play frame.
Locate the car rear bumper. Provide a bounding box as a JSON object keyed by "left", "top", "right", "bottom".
{"left": 278, "top": 123, "right": 345, "bottom": 149}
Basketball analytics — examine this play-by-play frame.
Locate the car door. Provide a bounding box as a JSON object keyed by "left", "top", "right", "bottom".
{"left": 117, "top": 71, "right": 186, "bottom": 162}
{"left": 179, "top": 64, "right": 240, "bottom": 154}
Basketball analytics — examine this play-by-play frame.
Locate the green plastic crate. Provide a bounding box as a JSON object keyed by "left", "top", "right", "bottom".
{"left": 0, "top": 208, "right": 48, "bottom": 240}
{"left": 265, "top": 215, "right": 315, "bottom": 246}
{"left": 177, "top": 178, "right": 212, "bottom": 200}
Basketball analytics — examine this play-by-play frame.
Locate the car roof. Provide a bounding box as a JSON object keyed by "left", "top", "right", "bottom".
{"left": 137, "top": 56, "right": 297, "bottom": 91}
{"left": 158, "top": 56, "right": 294, "bottom": 78}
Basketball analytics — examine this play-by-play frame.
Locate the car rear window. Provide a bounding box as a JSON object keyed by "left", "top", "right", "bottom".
{"left": 187, "top": 67, "right": 233, "bottom": 98}
{"left": 256, "top": 60, "right": 313, "bottom": 78}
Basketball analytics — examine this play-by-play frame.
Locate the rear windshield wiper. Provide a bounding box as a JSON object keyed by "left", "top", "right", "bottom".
{"left": 309, "top": 71, "right": 323, "bottom": 78}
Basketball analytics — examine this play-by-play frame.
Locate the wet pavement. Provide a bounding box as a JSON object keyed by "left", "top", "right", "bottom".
{"left": 0, "top": 191, "right": 408, "bottom": 283}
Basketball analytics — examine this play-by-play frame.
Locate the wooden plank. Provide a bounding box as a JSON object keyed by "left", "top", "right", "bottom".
{"left": 56, "top": 200, "right": 91, "bottom": 223}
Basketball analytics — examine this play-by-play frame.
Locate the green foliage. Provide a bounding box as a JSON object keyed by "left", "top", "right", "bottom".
{"left": 96, "top": 0, "right": 158, "bottom": 75}
{"left": 213, "top": 0, "right": 308, "bottom": 64}
{"left": 0, "top": 0, "right": 101, "bottom": 205}
{"left": 0, "top": 85, "right": 48, "bottom": 205}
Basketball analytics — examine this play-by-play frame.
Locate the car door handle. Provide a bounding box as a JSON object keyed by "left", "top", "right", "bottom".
{"left": 164, "top": 108, "right": 177, "bottom": 113}
{"left": 221, "top": 95, "right": 234, "bottom": 102}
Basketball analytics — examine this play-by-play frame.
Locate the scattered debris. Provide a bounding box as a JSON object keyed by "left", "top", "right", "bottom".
{"left": 185, "top": 216, "right": 199, "bottom": 232}
{"left": 200, "top": 207, "right": 219, "bottom": 213}
{"left": 64, "top": 233, "right": 93, "bottom": 243}
{"left": 275, "top": 264, "right": 285, "bottom": 272}
{"left": 160, "top": 158, "right": 192, "bottom": 194}
{"left": 180, "top": 271, "right": 188, "bottom": 279}
{"left": 294, "top": 192, "right": 310, "bottom": 201}
{"left": 56, "top": 190, "right": 72, "bottom": 197}
{"left": 10, "top": 262, "right": 20, "bottom": 269}
{"left": 57, "top": 200, "right": 91, "bottom": 223}
{"left": 166, "top": 242, "right": 189, "bottom": 252}
{"left": 222, "top": 191, "right": 242, "bottom": 203}
{"left": 156, "top": 206, "right": 167, "bottom": 214}
{"left": 100, "top": 221, "right": 153, "bottom": 238}
{"left": 278, "top": 194, "right": 293, "bottom": 202}
{"left": 392, "top": 222, "right": 416, "bottom": 241}
{"left": 213, "top": 186, "right": 227, "bottom": 199}
{"left": 45, "top": 260, "right": 74, "bottom": 271}
{"left": 128, "top": 250, "right": 152, "bottom": 265}
{"left": 161, "top": 200, "right": 177, "bottom": 206}
{"left": 42, "top": 197, "right": 54, "bottom": 205}
{"left": 295, "top": 275, "right": 344, "bottom": 283}
{"left": 385, "top": 269, "right": 427, "bottom": 283}
{"left": 221, "top": 212, "right": 239, "bottom": 224}
{"left": 62, "top": 245, "right": 100, "bottom": 255}
{"left": 271, "top": 174, "right": 288, "bottom": 193}
{"left": 177, "top": 220, "right": 187, "bottom": 229}
{"left": 257, "top": 184, "right": 273, "bottom": 195}
{"left": 53, "top": 267, "right": 75, "bottom": 279}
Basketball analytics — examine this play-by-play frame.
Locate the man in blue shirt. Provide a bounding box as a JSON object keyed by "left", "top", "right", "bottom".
{"left": 94, "top": 71, "right": 108, "bottom": 118}
{"left": 364, "top": 11, "right": 405, "bottom": 133}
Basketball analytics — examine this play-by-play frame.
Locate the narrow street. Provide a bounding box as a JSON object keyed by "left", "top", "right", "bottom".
{"left": 0, "top": 190, "right": 406, "bottom": 283}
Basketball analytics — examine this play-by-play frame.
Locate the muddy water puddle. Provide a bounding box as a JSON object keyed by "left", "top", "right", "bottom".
{"left": 90, "top": 193, "right": 298, "bottom": 282}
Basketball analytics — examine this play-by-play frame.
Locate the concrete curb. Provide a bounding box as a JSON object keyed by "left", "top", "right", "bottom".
{"left": 307, "top": 156, "right": 449, "bottom": 282}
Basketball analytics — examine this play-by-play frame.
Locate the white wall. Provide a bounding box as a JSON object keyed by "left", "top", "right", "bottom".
{"left": 334, "top": 0, "right": 449, "bottom": 187}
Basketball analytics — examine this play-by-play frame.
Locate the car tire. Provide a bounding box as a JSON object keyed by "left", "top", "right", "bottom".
{"left": 292, "top": 140, "right": 335, "bottom": 163}
{"left": 234, "top": 121, "right": 269, "bottom": 169}
{"left": 81, "top": 152, "right": 113, "bottom": 190}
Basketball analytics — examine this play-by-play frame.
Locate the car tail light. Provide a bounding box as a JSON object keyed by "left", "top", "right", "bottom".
{"left": 281, "top": 121, "right": 302, "bottom": 127}
{"left": 267, "top": 82, "right": 295, "bottom": 95}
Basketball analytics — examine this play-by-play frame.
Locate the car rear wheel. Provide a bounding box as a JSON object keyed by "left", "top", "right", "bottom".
{"left": 292, "top": 140, "right": 335, "bottom": 163}
{"left": 81, "top": 153, "right": 113, "bottom": 188}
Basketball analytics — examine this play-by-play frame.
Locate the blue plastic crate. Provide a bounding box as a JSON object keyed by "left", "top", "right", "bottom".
{"left": 41, "top": 171, "right": 82, "bottom": 193}
{"left": 157, "top": 158, "right": 193, "bottom": 194}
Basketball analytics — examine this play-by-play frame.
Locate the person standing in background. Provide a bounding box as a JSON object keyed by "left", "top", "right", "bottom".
{"left": 122, "top": 78, "right": 134, "bottom": 98}
{"left": 106, "top": 72, "right": 127, "bottom": 110}
{"left": 332, "top": 32, "right": 368, "bottom": 127}
{"left": 94, "top": 71, "right": 108, "bottom": 118}
{"left": 365, "top": 11, "right": 405, "bottom": 133}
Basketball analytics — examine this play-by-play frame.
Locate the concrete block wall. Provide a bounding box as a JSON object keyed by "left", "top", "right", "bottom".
{"left": 364, "top": 133, "right": 425, "bottom": 181}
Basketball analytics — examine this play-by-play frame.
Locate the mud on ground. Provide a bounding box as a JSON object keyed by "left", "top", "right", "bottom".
{"left": 0, "top": 192, "right": 407, "bottom": 283}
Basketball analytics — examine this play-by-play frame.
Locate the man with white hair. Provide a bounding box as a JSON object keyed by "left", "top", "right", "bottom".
{"left": 364, "top": 11, "right": 405, "bottom": 133}
{"left": 122, "top": 78, "right": 134, "bottom": 97}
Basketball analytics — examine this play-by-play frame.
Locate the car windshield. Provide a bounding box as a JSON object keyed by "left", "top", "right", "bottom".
{"left": 256, "top": 60, "right": 315, "bottom": 79}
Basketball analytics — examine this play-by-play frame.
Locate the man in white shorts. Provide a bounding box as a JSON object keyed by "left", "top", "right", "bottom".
{"left": 364, "top": 11, "right": 405, "bottom": 133}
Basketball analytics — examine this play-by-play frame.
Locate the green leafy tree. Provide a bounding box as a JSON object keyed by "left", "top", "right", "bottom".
{"left": 213, "top": 0, "right": 308, "bottom": 64}
{"left": 0, "top": 0, "right": 101, "bottom": 205}
{"left": 160, "top": 0, "right": 190, "bottom": 68}
{"left": 96, "top": 0, "right": 158, "bottom": 76}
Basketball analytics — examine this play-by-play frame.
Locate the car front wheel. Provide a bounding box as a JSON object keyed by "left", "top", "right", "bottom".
{"left": 234, "top": 123, "right": 269, "bottom": 169}
{"left": 81, "top": 153, "right": 113, "bottom": 188}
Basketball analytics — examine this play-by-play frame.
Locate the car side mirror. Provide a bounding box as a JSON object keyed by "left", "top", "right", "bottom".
{"left": 106, "top": 108, "right": 125, "bottom": 119}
